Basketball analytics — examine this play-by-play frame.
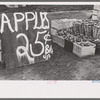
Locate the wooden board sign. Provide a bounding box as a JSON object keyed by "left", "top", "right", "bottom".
{"left": 0, "top": 11, "right": 53, "bottom": 69}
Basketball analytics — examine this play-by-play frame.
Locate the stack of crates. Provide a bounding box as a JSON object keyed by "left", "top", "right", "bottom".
{"left": 51, "top": 19, "right": 76, "bottom": 48}
{"left": 51, "top": 18, "right": 97, "bottom": 57}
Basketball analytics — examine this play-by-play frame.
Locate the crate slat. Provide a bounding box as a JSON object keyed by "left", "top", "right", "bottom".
{"left": 52, "top": 34, "right": 65, "bottom": 48}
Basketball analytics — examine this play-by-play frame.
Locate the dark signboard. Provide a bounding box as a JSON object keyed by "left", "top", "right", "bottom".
{"left": 0, "top": 11, "right": 53, "bottom": 68}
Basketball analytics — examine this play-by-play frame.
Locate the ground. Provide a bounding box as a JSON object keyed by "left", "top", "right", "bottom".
{"left": 0, "top": 7, "right": 99, "bottom": 80}
{"left": 0, "top": 43, "right": 100, "bottom": 80}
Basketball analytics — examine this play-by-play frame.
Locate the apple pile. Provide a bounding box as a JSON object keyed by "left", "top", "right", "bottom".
{"left": 77, "top": 42, "right": 94, "bottom": 47}
{"left": 55, "top": 19, "right": 100, "bottom": 44}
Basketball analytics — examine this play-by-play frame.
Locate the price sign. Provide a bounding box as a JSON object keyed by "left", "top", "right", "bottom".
{"left": 1, "top": 11, "right": 53, "bottom": 69}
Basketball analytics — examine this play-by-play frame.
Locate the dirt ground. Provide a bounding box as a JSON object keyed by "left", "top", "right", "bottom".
{"left": 0, "top": 10, "right": 100, "bottom": 80}
{"left": 0, "top": 43, "right": 100, "bottom": 80}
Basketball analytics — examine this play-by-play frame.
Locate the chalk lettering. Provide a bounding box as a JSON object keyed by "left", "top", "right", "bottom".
{"left": 14, "top": 12, "right": 25, "bottom": 32}
{"left": 43, "top": 45, "right": 53, "bottom": 60}
{"left": 43, "top": 32, "right": 53, "bottom": 60}
{"left": 44, "top": 31, "right": 51, "bottom": 44}
{"left": 16, "top": 30, "right": 49, "bottom": 63}
{"left": 30, "top": 30, "right": 46, "bottom": 57}
{"left": 16, "top": 33, "right": 35, "bottom": 64}
{"left": 34, "top": 12, "right": 49, "bottom": 29}
{"left": 16, "top": 30, "right": 52, "bottom": 63}
{"left": 40, "top": 12, "right": 49, "bottom": 29}
{"left": 33, "top": 12, "right": 41, "bottom": 29}
{"left": 25, "top": 12, "right": 35, "bottom": 30}
{"left": 0, "top": 12, "right": 50, "bottom": 33}
{"left": 1, "top": 13, "right": 14, "bottom": 33}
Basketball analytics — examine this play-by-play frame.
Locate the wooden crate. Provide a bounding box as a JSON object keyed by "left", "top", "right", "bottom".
{"left": 52, "top": 34, "right": 65, "bottom": 48}
{"left": 51, "top": 28, "right": 57, "bottom": 35}
{"left": 64, "top": 39, "right": 73, "bottom": 52}
{"left": 52, "top": 34, "right": 58, "bottom": 44}
{"left": 91, "top": 40, "right": 100, "bottom": 53}
{"left": 95, "top": 47, "right": 100, "bottom": 53}
{"left": 73, "top": 41, "right": 96, "bottom": 57}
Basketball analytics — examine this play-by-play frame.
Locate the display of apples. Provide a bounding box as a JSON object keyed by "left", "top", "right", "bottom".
{"left": 54, "top": 19, "right": 100, "bottom": 44}
{"left": 78, "top": 42, "right": 90, "bottom": 47}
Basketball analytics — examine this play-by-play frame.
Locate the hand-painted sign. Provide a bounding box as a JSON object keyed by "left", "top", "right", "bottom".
{"left": 1, "top": 11, "right": 53, "bottom": 69}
